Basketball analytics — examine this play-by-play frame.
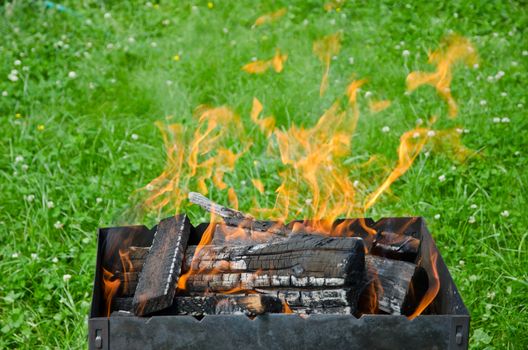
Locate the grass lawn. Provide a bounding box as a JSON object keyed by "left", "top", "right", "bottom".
{"left": 1, "top": 0, "right": 527, "bottom": 348}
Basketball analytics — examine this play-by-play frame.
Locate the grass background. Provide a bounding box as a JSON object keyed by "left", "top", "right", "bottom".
{"left": 1, "top": 0, "right": 527, "bottom": 348}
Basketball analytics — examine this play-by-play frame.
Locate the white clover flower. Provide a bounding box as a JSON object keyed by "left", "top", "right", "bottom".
{"left": 96, "top": 197, "right": 103, "bottom": 204}
{"left": 501, "top": 117, "right": 510, "bottom": 123}
{"left": 500, "top": 92, "right": 507, "bottom": 97}
{"left": 495, "top": 71, "right": 505, "bottom": 80}
{"left": 416, "top": 118, "right": 423, "bottom": 125}
{"left": 12, "top": 252, "right": 19, "bottom": 258}
{"left": 166, "top": 80, "right": 173, "bottom": 86}
{"left": 131, "top": 133, "right": 139, "bottom": 140}
{"left": 522, "top": 50, "right": 528, "bottom": 56}
{"left": 463, "top": 129, "right": 470, "bottom": 134}
{"left": 68, "top": 71, "right": 77, "bottom": 79}
{"left": 162, "top": 19, "right": 170, "bottom": 26}
{"left": 459, "top": 260, "right": 465, "bottom": 266}
{"left": 492, "top": 117, "right": 501, "bottom": 123}
{"left": 348, "top": 57, "right": 354, "bottom": 65}
{"left": 329, "top": 19, "right": 336, "bottom": 25}
{"left": 456, "top": 128, "right": 463, "bottom": 134}
{"left": 128, "top": 37, "right": 135, "bottom": 43}
{"left": 402, "top": 49, "right": 410, "bottom": 57}
{"left": 25, "top": 194, "right": 35, "bottom": 202}
{"left": 88, "top": 82, "right": 96, "bottom": 89}
{"left": 506, "top": 286, "right": 512, "bottom": 294}
{"left": 501, "top": 210, "right": 510, "bottom": 217}
{"left": 47, "top": 201, "right": 54, "bottom": 208}
{"left": 511, "top": 61, "right": 518, "bottom": 67}
{"left": 479, "top": 100, "right": 487, "bottom": 106}
{"left": 364, "top": 91, "right": 373, "bottom": 98}
{"left": 106, "top": 43, "right": 114, "bottom": 50}
{"left": 438, "top": 174, "right": 446, "bottom": 182}
{"left": 151, "top": 42, "right": 157, "bottom": 47}
{"left": 63, "top": 274, "right": 72, "bottom": 282}
{"left": 302, "top": 19, "right": 309, "bottom": 26}
{"left": 8, "top": 72, "right": 18, "bottom": 82}
{"left": 468, "top": 216, "right": 476, "bottom": 224}
{"left": 14, "top": 59, "right": 21, "bottom": 66}
{"left": 145, "top": 184, "right": 154, "bottom": 191}
{"left": 434, "top": 214, "right": 441, "bottom": 220}
{"left": 104, "top": 12, "right": 111, "bottom": 19}
{"left": 15, "top": 155, "right": 24, "bottom": 163}
{"left": 470, "top": 204, "right": 478, "bottom": 209}
{"left": 110, "top": 78, "right": 116, "bottom": 84}
{"left": 305, "top": 198, "right": 313, "bottom": 205}
{"left": 518, "top": 103, "right": 524, "bottom": 108}
{"left": 54, "top": 221, "right": 64, "bottom": 229}
{"left": 52, "top": 257, "right": 59, "bottom": 263}
{"left": 240, "top": 180, "right": 247, "bottom": 186}
{"left": 473, "top": 63, "right": 479, "bottom": 69}
{"left": 412, "top": 132, "right": 420, "bottom": 139}
{"left": 381, "top": 126, "right": 390, "bottom": 133}
{"left": 2, "top": 91, "right": 7, "bottom": 97}
{"left": 492, "top": 32, "right": 499, "bottom": 37}
{"left": 469, "top": 274, "right": 477, "bottom": 281}
{"left": 31, "top": 253, "right": 38, "bottom": 260}
{"left": 427, "top": 130, "right": 436, "bottom": 137}
{"left": 353, "top": 180, "right": 360, "bottom": 188}
{"left": 514, "top": 151, "right": 521, "bottom": 156}
{"left": 146, "top": 2, "right": 153, "bottom": 7}
{"left": 332, "top": 55, "right": 338, "bottom": 61}
{"left": 21, "top": 164, "right": 28, "bottom": 171}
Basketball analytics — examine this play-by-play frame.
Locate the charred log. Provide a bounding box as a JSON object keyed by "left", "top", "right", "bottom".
{"left": 132, "top": 215, "right": 191, "bottom": 316}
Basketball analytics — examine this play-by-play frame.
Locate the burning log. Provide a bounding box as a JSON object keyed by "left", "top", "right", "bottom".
{"left": 188, "top": 192, "right": 289, "bottom": 237}
{"left": 120, "top": 241, "right": 416, "bottom": 315}
{"left": 132, "top": 215, "right": 191, "bottom": 316}
{"left": 112, "top": 295, "right": 284, "bottom": 316}
{"left": 366, "top": 255, "right": 417, "bottom": 314}
{"left": 184, "top": 234, "right": 366, "bottom": 290}
{"left": 371, "top": 231, "right": 420, "bottom": 262}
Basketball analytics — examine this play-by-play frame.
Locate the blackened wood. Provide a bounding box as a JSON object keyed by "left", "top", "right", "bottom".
{"left": 365, "top": 255, "right": 416, "bottom": 315}
{"left": 188, "top": 192, "right": 289, "bottom": 236}
{"left": 112, "top": 295, "right": 283, "bottom": 316}
{"left": 371, "top": 231, "right": 420, "bottom": 261}
{"left": 184, "top": 234, "right": 365, "bottom": 286}
{"left": 132, "top": 215, "right": 190, "bottom": 316}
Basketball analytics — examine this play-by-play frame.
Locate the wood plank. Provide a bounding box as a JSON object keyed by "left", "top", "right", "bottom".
{"left": 132, "top": 215, "right": 191, "bottom": 316}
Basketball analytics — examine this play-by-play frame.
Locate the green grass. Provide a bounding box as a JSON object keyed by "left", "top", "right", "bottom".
{"left": 1, "top": 0, "right": 527, "bottom": 348}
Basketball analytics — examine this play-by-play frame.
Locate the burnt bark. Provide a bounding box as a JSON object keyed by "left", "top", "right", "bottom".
{"left": 132, "top": 215, "right": 191, "bottom": 316}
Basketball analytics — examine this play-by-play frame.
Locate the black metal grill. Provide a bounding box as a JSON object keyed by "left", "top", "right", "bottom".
{"left": 89, "top": 217, "right": 469, "bottom": 349}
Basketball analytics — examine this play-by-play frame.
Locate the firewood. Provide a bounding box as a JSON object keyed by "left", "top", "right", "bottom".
{"left": 122, "top": 243, "right": 416, "bottom": 315}
{"left": 371, "top": 231, "right": 420, "bottom": 261}
{"left": 112, "top": 295, "right": 284, "bottom": 316}
{"left": 366, "top": 255, "right": 416, "bottom": 314}
{"left": 188, "top": 192, "right": 289, "bottom": 236}
{"left": 132, "top": 215, "right": 191, "bottom": 316}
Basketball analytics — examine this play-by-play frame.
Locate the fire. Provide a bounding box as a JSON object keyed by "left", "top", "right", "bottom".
{"left": 242, "top": 49, "right": 288, "bottom": 74}
{"left": 253, "top": 8, "right": 287, "bottom": 27}
{"left": 118, "top": 249, "right": 133, "bottom": 292}
{"left": 250, "top": 97, "right": 275, "bottom": 136}
{"left": 368, "top": 99, "right": 391, "bottom": 113}
{"left": 407, "top": 34, "right": 478, "bottom": 117}
{"left": 102, "top": 268, "right": 120, "bottom": 317}
{"left": 282, "top": 301, "right": 293, "bottom": 314}
{"left": 313, "top": 32, "right": 342, "bottom": 96}
{"left": 409, "top": 252, "right": 440, "bottom": 320}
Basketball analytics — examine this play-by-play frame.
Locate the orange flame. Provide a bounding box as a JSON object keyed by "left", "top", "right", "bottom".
{"left": 313, "top": 32, "right": 342, "bottom": 96}
{"left": 253, "top": 8, "right": 287, "bottom": 27}
{"left": 409, "top": 251, "right": 440, "bottom": 320}
{"left": 118, "top": 249, "right": 133, "bottom": 292}
{"left": 242, "top": 49, "right": 288, "bottom": 74}
{"left": 102, "top": 268, "right": 120, "bottom": 317}
{"left": 282, "top": 301, "right": 293, "bottom": 314}
{"left": 364, "top": 128, "right": 429, "bottom": 210}
{"left": 407, "top": 34, "right": 478, "bottom": 117}
{"left": 369, "top": 99, "right": 391, "bottom": 113}
{"left": 250, "top": 97, "right": 276, "bottom": 136}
